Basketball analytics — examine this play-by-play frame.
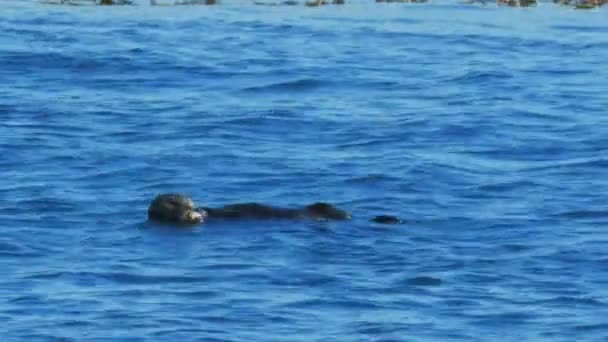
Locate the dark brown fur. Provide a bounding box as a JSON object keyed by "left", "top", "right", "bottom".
{"left": 148, "top": 194, "right": 400, "bottom": 225}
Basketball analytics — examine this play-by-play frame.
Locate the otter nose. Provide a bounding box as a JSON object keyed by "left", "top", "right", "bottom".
{"left": 196, "top": 209, "right": 208, "bottom": 219}
{"left": 188, "top": 211, "right": 204, "bottom": 223}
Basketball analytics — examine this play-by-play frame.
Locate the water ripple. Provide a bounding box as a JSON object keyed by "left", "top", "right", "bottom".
{"left": 2, "top": 1, "right": 608, "bottom": 340}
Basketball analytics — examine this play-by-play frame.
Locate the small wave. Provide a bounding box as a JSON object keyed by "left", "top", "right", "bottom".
{"left": 0, "top": 248, "right": 41, "bottom": 258}
{"left": 205, "top": 263, "right": 255, "bottom": 271}
{"left": 525, "top": 68, "right": 592, "bottom": 77}
{"left": 285, "top": 297, "right": 382, "bottom": 310}
{"left": 499, "top": 243, "right": 531, "bottom": 252}
{"left": 536, "top": 296, "right": 606, "bottom": 307}
{"left": 573, "top": 323, "right": 608, "bottom": 332}
{"left": 25, "top": 271, "right": 210, "bottom": 284}
{"left": 103, "top": 272, "right": 210, "bottom": 284}
{"left": 406, "top": 276, "right": 442, "bottom": 287}
{"left": 471, "top": 311, "right": 535, "bottom": 325}
{"left": 344, "top": 173, "right": 400, "bottom": 184}
{"left": 6, "top": 198, "right": 79, "bottom": 217}
{"left": 270, "top": 272, "right": 338, "bottom": 287}
{"left": 241, "top": 78, "right": 326, "bottom": 93}
{"left": 524, "top": 158, "right": 608, "bottom": 172}
{"left": 172, "top": 290, "right": 219, "bottom": 299}
{"left": 0, "top": 241, "right": 24, "bottom": 253}
{"left": 476, "top": 180, "right": 539, "bottom": 192}
{"left": 220, "top": 115, "right": 301, "bottom": 127}
{"left": 551, "top": 25, "right": 608, "bottom": 33}
{"left": 553, "top": 209, "right": 608, "bottom": 219}
{"left": 352, "top": 321, "right": 405, "bottom": 335}
{"left": 446, "top": 70, "right": 513, "bottom": 84}
{"left": 22, "top": 271, "right": 65, "bottom": 280}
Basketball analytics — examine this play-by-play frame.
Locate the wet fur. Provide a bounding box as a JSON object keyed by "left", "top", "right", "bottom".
{"left": 148, "top": 194, "right": 399, "bottom": 226}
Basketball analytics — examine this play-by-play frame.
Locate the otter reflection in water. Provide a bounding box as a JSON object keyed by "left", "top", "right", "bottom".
{"left": 148, "top": 193, "right": 402, "bottom": 226}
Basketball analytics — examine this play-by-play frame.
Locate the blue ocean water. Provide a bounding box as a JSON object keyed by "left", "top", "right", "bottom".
{"left": 1, "top": 0, "right": 608, "bottom": 340}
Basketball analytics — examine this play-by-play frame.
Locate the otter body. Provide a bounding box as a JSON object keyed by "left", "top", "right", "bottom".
{"left": 199, "top": 202, "right": 350, "bottom": 221}
{"left": 148, "top": 193, "right": 400, "bottom": 226}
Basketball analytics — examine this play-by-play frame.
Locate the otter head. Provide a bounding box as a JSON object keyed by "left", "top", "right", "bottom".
{"left": 148, "top": 194, "right": 205, "bottom": 225}
{"left": 304, "top": 202, "right": 351, "bottom": 220}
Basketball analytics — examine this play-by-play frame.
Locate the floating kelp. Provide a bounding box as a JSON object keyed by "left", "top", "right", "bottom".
{"left": 38, "top": 0, "right": 608, "bottom": 7}
{"left": 149, "top": 0, "right": 217, "bottom": 4}
{"left": 376, "top": 0, "right": 428, "bottom": 3}
{"left": 174, "top": 0, "right": 217, "bottom": 4}
{"left": 41, "top": 0, "right": 216, "bottom": 4}
{"left": 498, "top": 0, "right": 537, "bottom": 5}
{"left": 305, "top": 0, "right": 343, "bottom": 6}
{"left": 466, "top": 0, "right": 607, "bottom": 6}
{"left": 465, "top": 0, "right": 536, "bottom": 6}
{"left": 253, "top": 0, "right": 299, "bottom": 5}
{"left": 41, "top": 0, "right": 135, "bottom": 4}
{"left": 39, "top": 0, "right": 97, "bottom": 5}
{"left": 99, "top": 0, "right": 135, "bottom": 4}
{"left": 554, "top": 0, "right": 607, "bottom": 8}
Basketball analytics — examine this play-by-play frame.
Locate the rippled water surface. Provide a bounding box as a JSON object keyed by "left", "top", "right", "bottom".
{"left": 1, "top": 1, "right": 608, "bottom": 340}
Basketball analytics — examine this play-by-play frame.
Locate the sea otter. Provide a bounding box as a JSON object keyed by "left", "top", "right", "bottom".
{"left": 148, "top": 193, "right": 402, "bottom": 225}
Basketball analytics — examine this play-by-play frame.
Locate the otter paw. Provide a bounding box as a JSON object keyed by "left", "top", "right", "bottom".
{"left": 371, "top": 215, "right": 402, "bottom": 224}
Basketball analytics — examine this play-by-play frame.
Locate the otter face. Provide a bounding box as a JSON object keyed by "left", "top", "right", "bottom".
{"left": 148, "top": 194, "right": 204, "bottom": 225}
